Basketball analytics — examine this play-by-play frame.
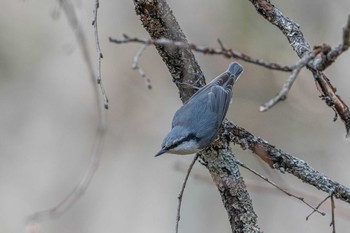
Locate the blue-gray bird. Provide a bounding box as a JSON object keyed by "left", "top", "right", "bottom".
{"left": 155, "top": 62, "right": 243, "bottom": 157}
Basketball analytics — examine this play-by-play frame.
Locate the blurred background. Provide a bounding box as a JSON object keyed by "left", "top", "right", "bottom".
{"left": 0, "top": 0, "right": 350, "bottom": 232}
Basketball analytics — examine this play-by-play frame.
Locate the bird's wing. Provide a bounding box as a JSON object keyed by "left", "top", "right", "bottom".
{"left": 185, "top": 62, "right": 241, "bottom": 105}
{"left": 173, "top": 71, "right": 234, "bottom": 129}
{"left": 207, "top": 84, "right": 232, "bottom": 126}
{"left": 184, "top": 72, "right": 230, "bottom": 104}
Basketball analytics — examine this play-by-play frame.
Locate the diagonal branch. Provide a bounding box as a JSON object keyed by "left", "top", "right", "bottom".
{"left": 247, "top": 0, "right": 350, "bottom": 137}
{"left": 236, "top": 159, "right": 325, "bottom": 215}
{"left": 306, "top": 195, "right": 331, "bottom": 220}
{"left": 259, "top": 50, "right": 318, "bottom": 111}
{"left": 314, "top": 14, "right": 350, "bottom": 71}
{"left": 223, "top": 121, "right": 350, "bottom": 203}
{"left": 200, "top": 149, "right": 261, "bottom": 233}
{"left": 133, "top": 0, "right": 205, "bottom": 103}
{"left": 27, "top": 0, "right": 107, "bottom": 224}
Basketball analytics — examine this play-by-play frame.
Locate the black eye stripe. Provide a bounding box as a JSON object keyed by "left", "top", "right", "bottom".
{"left": 167, "top": 133, "right": 199, "bottom": 150}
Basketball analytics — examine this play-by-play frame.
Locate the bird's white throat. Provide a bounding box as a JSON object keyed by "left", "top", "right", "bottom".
{"left": 167, "top": 139, "right": 200, "bottom": 155}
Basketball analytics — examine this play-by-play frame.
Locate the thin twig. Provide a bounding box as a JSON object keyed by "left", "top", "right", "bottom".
{"left": 260, "top": 51, "right": 317, "bottom": 112}
{"left": 306, "top": 195, "right": 331, "bottom": 220}
{"left": 132, "top": 43, "right": 152, "bottom": 89}
{"left": 217, "top": 39, "right": 293, "bottom": 72}
{"left": 110, "top": 34, "right": 293, "bottom": 72}
{"left": 235, "top": 159, "right": 325, "bottom": 216}
{"left": 175, "top": 162, "right": 350, "bottom": 221}
{"left": 176, "top": 154, "right": 199, "bottom": 233}
{"left": 27, "top": 0, "right": 107, "bottom": 223}
{"left": 247, "top": 0, "right": 350, "bottom": 137}
{"left": 330, "top": 194, "right": 336, "bottom": 233}
{"left": 314, "top": 14, "right": 350, "bottom": 71}
{"left": 92, "top": 0, "right": 109, "bottom": 109}
{"left": 342, "top": 14, "right": 350, "bottom": 50}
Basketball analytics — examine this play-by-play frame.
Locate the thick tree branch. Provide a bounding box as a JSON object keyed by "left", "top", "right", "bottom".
{"left": 247, "top": 0, "right": 350, "bottom": 136}
{"left": 132, "top": 0, "right": 262, "bottom": 232}
{"left": 133, "top": 0, "right": 205, "bottom": 103}
{"left": 131, "top": 1, "right": 350, "bottom": 231}
{"left": 235, "top": 159, "right": 325, "bottom": 215}
{"left": 200, "top": 149, "right": 261, "bottom": 233}
{"left": 223, "top": 121, "right": 350, "bottom": 203}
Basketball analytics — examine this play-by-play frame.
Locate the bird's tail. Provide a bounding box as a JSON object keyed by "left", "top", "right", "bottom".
{"left": 227, "top": 62, "right": 243, "bottom": 81}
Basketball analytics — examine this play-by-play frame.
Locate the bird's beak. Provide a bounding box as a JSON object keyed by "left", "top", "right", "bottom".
{"left": 154, "top": 147, "right": 168, "bottom": 157}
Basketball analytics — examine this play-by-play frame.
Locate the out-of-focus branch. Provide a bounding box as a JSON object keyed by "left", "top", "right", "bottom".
{"left": 27, "top": 0, "right": 107, "bottom": 223}
{"left": 247, "top": 0, "right": 350, "bottom": 136}
{"left": 132, "top": 0, "right": 261, "bottom": 232}
{"left": 110, "top": 34, "right": 293, "bottom": 72}
{"left": 223, "top": 121, "right": 350, "bottom": 203}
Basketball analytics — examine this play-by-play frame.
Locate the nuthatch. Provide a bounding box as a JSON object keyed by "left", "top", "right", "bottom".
{"left": 155, "top": 62, "right": 243, "bottom": 156}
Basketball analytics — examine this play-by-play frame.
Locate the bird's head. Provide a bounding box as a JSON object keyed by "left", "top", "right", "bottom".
{"left": 155, "top": 126, "right": 200, "bottom": 156}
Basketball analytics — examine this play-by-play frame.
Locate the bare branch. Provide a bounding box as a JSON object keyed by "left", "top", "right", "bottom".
{"left": 132, "top": 43, "right": 152, "bottom": 89}
{"left": 200, "top": 149, "right": 262, "bottom": 233}
{"left": 224, "top": 121, "right": 350, "bottom": 203}
{"left": 260, "top": 50, "right": 318, "bottom": 111}
{"left": 247, "top": 0, "right": 350, "bottom": 136}
{"left": 342, "top": 14, "right": 350, "bottom": 50}
{"left": 26, "top": 129, "right": 104, "bottom": 222}
{"left": 92, "top": 0, "right": 109, "bottom": 109}
{"left": 236, "top": 159, "right": 325, "bottom": 216}
{"left": 306, "top": 195, "right": 331, "bottom": 221}
{"left": 110, "top": 35, "right": 293, "bottom": 72}
{"left": 176, "top": 154, "right": 199, "bottom": 233}
{"left": 27, "top": 0, "right": 107, "bottom": 223}
{"left": 314, "top": 71, "right": 350, "bottom": 137}
{"left": 314, "top": 14, "right": 350, "bottom": 71}
{"left": 132, "top": 0, "right": 205, "bottom": 103}
{"left": 330, "top": 194, "right": 336, "bottom": 233}
{"left": 217, "top": 39, "right": 293, "bottom": 72}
